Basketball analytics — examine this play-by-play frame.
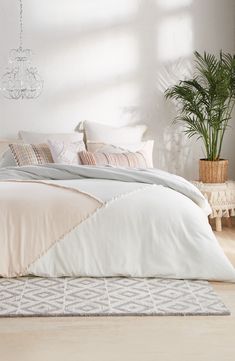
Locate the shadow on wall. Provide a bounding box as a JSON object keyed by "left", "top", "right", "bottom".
{"left": 3, "top": 0, "right": 231, "bottom": 178}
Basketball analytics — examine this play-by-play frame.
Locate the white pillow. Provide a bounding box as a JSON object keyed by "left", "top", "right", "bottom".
{"left": 83, "top": 121, "right": 147, "bottom": 144}
{"left": 0, "top": 149, "right": 17, "bottom": 167}
{"left": 19, "top": 131, "right": 83, "bottom": 145}
{"left": 48, "top": 140, "right": 86, "bottom": 165}
{"left": 87, "top": 140, "right": 154, "bottom": 167}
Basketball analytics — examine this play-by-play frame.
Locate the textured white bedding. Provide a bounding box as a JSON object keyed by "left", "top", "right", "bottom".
{"left": 29, "top": 178, "right": 235, "bottom": 281}
{"left": 0, "top": 164, "right": 234, "bottom": 281}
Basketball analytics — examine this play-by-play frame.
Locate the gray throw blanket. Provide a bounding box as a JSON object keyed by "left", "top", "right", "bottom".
{"left": 0, "top": 164, "right": 210, "bottom": 214}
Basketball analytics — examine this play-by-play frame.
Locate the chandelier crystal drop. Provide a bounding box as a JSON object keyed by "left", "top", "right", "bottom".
{"left": 1, "top": 0, "right": 43, "bottom": 99}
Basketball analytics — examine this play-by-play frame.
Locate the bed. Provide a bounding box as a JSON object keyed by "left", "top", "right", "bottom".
{"left": 1, "top": 125, "right": 235, "bottom": 282}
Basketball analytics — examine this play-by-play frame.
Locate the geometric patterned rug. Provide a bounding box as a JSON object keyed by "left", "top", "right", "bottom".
{"left": 0, "top": 277, "right": 230, "bottom": 317}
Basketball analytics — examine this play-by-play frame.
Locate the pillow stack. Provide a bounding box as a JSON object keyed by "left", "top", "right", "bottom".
{"left": 3, "top": 131, "right": 84, "bottom": 167}
{"left": 82, "top": 121, "right": 153, "bottom": 168}
{"left": 1, "top": 121, "right": 153, "bottom": 168}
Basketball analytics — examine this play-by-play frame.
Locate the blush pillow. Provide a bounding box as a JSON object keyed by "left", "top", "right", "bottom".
{"left": 79, "top": 150, "right": 151, "bottom": 168}
{"left": 87, "top": 140, "right": 154, "bottom": 167}
{"left": 48, "top": 140, "right": 86, "bottom": 165}
{"left": 9, "top": 143, "right": 53, "bottom": 166}
{"left": 83, "top": 121, "right": 147, "bottom": 144}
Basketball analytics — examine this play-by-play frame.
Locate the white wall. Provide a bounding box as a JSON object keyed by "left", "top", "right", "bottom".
{"left": 0, "top": 0, "right": 234, "bottom": 179}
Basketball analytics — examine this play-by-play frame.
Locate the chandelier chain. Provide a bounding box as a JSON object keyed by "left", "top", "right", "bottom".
{"left": 19, "top": 0, "right": 23, "bottom": 49}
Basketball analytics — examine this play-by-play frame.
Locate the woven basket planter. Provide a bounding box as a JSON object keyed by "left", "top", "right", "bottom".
{"left": 199, "top": 159, "right": 228, "bottom": 183}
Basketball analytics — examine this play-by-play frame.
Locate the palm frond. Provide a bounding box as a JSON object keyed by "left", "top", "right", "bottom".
{"left": 165, "top": 50, "right": 235, "bottom": 160}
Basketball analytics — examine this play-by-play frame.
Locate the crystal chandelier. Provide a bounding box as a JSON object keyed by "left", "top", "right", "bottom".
{"left": 1, "top": 0, "right": 43, "bottom": 99}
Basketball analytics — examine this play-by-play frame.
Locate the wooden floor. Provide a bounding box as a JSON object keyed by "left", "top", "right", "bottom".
{"left": 1, "top": 227, "right": 235, "bottom": 361}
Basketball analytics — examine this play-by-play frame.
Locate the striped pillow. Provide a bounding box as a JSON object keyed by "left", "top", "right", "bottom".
{"left": 79, "top": 150, "right": 150, "bottom": 168}
{"left": 9, "top": 143, "right": 53, "bottom": 166}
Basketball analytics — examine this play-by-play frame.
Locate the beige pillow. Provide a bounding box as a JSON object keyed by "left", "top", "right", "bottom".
{"left": 9, "top": 143, "right": 53, "bottom": 166}
{"left": 79, "top": 150, "right": 150, "bottom": 168}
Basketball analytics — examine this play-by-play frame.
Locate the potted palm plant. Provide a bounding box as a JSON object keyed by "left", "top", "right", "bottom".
{"left": 165, "top": 51, "right": 235, "bottom": 183}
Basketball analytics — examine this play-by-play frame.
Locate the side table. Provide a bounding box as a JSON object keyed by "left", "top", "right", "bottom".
{"left": 192, "top": 181, "right": 235, "bottom": 232}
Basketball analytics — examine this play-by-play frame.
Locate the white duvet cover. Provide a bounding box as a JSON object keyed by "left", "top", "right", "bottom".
{"left": 0, "top": 164, "right": 234, "bottom": 281}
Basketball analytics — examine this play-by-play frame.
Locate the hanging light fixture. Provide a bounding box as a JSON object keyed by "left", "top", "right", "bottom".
{"left": 1, "top": 0, "right": 43, "bottom": 99}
